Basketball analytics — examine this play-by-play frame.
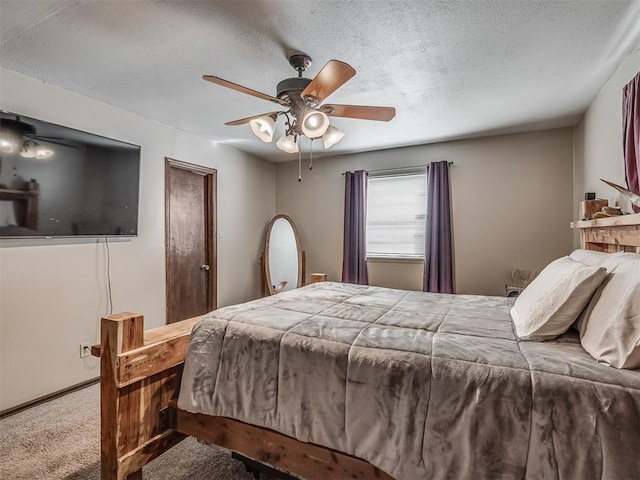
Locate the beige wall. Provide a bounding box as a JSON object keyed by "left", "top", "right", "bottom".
{"left": 573, "top": 42, "right": 640, "bottom": 242}
{"left": 368, "top": 258, "right": 424, "bottom": 291}
{"left": 0, "top": 69, "right": 276, "bottom": 411}
{"left": 275, "top": 129, "right": 574, "bottom": 296}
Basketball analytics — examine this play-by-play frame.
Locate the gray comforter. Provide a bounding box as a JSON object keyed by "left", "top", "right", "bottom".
{"left": 177, "top": 282, "right": 640, "bottom": 480}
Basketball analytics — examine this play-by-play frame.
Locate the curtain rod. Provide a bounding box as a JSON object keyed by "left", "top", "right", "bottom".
{"left": 341, "top": 162, "right": 453, "bottom": 176}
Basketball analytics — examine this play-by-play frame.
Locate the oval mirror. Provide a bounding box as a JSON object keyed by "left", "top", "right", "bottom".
{"left": 264, "top": 214, "right": 303, "bottom": 295}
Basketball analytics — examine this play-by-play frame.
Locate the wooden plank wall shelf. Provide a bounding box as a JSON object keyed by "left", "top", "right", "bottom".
{"left": 0, "top": 180, "right": 39, "bottom": 230}
{"left": 571, "top": 212, "right": 640, "bottom": 252}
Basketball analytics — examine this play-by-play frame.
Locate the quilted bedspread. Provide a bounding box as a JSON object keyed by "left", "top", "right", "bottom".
{"left": 177, "top": 282, "right": 640, "bottom": 480}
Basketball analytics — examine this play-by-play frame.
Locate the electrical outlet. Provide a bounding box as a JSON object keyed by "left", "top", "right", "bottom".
{"left": 80, "top": 342, "right": 92, "bottom": 358}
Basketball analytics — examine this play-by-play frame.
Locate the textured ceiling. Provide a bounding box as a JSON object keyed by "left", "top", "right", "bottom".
{"left": 1, "top": 0, "right": 640, "bottom": 162}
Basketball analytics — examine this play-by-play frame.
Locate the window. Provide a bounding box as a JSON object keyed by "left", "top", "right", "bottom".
{"left": 366, "top": 173, "right": 427, "bottom": 258}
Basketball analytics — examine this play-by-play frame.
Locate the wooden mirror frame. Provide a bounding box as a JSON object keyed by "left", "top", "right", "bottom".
{"left": 263, "top": 214, "right": 304, "bottom": 295}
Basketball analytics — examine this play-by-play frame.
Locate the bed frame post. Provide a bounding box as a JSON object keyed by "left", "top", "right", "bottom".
{"left": 99, "top": 312, "right": 192, "bottom": 480}
{"left": 101, "top": 313, "right": 144, "bottom": 480}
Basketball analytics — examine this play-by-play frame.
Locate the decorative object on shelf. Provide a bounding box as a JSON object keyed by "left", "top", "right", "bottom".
{"left": 602, "top": 206, "right": 622, "bottom": 215}
{"left": 202, "top": 53, "right": 395, "bottom": 181}
{"left": 580, "top": 198, "right": 608, "bottom": 220}
{"left": 593, "top": 205, "right": 623, "bottom": 219}
{"left": 601, "top": 178, "right": 640, "bottom": 210}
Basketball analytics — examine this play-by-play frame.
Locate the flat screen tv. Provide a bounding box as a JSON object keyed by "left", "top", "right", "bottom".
{"left": 0, "top": 111, "right": 140, "bottom": 238}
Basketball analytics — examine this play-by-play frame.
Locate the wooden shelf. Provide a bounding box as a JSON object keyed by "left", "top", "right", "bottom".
{"left": 571, "top": 212, "right": 640, "bottom": 252}
{"left": 0, "top": 184, "right": 40, "bottom": 231}
{"left": 0, "top": 188, "right": 39, "bottom": 199}
{"left": 571, "top": 212, "right": 640, "bottom": 229}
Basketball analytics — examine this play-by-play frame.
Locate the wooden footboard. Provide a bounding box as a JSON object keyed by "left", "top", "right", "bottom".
{"left": 173, "top": 407, "right": 394, "bottom": 479}
{"left": 97, "top": 312, "right": 199, "bottom": 480}
{"left": 96, "top": 312, "right": 394, "bottom": 480}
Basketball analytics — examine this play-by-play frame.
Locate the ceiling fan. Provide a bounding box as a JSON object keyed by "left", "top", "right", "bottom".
{"left": 203, "top": 53, "right": 396, "bottom": 154}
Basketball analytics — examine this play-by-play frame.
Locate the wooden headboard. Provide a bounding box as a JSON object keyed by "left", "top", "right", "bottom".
{"left": 571, "top": 212, "right": 640, "bottom": 253}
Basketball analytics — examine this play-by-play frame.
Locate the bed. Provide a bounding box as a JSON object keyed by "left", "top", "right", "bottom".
{"left": 96, "top": 213, "right": 640, "bottom": 480}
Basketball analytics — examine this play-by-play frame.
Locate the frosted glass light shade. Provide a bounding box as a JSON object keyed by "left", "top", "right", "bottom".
{"left": 19, "top": 140, "right": 37, "bottom": 158}
{"left": 276, "top": 133, "right": 299, "bottom": 153}
{"left": 0, "top": 138, "right": 15, "bottom": 153}
{"left": 322, "top": 126, "right": 345, "bottom": 149}
{"left": 0, "top": 130, "right": 20, "bottom": 153}
{"left": 36, "top": 147, "right": 53, "bottom": 159}
{"left": 301, "top": 110, "right": 330, "bottom": 138}
{"left": 19, "top": 140, "right": 53, "bottom": 159}
{"left": 249, "top": 115, "right": 276, "bottom": 142}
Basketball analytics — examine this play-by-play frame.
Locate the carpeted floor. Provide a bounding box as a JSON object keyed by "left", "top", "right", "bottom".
{"left": 0, "top": 384, "right": 260, "bottom": 479}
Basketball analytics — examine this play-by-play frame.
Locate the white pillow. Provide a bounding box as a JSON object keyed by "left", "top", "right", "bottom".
{"left": 510, "top": 256, "right": 607, "bottom": 341}
{"left": 569, "top": 248, "right": 612, "bottom": 267}
{"left": 570, "top": 250, "right": 627, "bottom": 332}
{"left": 579, "top": 252, "right": 640, "bottom": 368}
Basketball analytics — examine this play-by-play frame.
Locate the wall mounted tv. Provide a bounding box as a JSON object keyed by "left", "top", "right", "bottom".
{"left": 0, "top": 111, "right": 140, "bottom": 238}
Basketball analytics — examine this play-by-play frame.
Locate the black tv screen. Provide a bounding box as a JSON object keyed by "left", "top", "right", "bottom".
{"left": 0, "top": 111, "right": 140, "bottom": 238}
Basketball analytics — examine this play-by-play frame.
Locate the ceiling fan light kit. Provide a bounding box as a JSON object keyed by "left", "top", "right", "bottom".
{"left": 0, "top": 117, "right": 54, "bottom": 159}
{"left": 300, "top": 109, "right": 330, "bottom": 139}
{"left": 276, "top": 133, "right": 299, "bottom": 154}
{"left": 0, "top": 138, "right": 16, "bottom": 153}
{"left": 0, "top": 127, "right": 21, "bottom": 153}
{"left": 249, "top": 114, "right": 276, "bottom": 142}
{"left": 20, "top": 139, "right": 53, "bottom": 159}
{"left": 203, "top": 52, "right": 396, "bottom": 177}
{"left": 322, "top": 125, "right": 346, "bottom": 149}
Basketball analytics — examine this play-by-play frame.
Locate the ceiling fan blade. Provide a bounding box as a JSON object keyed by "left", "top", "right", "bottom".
{"left": 27, "top": 135, "right": 64, "bottom": 140}
{"left": 34, "top": 138, "right": 85, "bottom": 149}
{"left": 203, "top": 75, "right": 286, "bottom": 106}
{"left": 321, "top": 104, "right": 396, "bottom": 121}
{"left": 225, "top": 112, "right": 280, "bottom": 126}
{"left": 301, "top": 60, "right": 356, "bottom": 103}
{"left": 24, "top": 134, "right": 84, "bottom": 149}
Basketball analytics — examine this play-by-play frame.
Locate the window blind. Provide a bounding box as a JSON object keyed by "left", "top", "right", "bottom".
{"left": 366, "top": 173, "right": 427, "bottom": 258}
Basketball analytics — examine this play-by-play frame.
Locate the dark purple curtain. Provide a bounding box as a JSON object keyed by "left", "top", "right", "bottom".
{"left": 623, "top": 71, "right": 640, "bottom": 213}
{"left": 342, "top": 170, "right": 369, "bottom": 285}
{"left": 423, "top": 161, "right": 454, "bottom": 293}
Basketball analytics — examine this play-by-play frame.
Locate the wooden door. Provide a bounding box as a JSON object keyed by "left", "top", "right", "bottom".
{"left": 165, "top": 158, "right": 217, "bottom": 323}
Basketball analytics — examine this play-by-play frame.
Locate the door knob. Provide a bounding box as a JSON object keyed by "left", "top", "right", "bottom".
{"left": 200, "top": 264, "right": 210, "bottom": 271}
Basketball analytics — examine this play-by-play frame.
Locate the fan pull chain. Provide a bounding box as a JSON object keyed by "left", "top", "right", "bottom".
{"left": 309, "top": 139, "right": 313, "bottom": 171}
{"left": 298, "top": 148, "right": 302, "bottom": 182}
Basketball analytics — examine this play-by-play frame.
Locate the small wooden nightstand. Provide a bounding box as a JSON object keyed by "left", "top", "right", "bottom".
{"left": 309, "top": 273, "right": 327, "bottom": 284}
